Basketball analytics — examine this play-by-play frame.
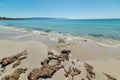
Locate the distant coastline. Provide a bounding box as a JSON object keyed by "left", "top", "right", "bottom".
{"left": 0, "top": 17, "right": 67, "bottom": 20}
{"left": 0, "top": 16, "right": 120, "bottom": 20}
{"left": 0, "top": 17, "right": 21, "bottom": 20}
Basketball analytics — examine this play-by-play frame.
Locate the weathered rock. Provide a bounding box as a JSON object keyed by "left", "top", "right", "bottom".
{"left": 41, "top": 59, "right": 49, "bottom": 66}
{"left": 28, "top": 68, "right": 41, "bottom": 80}
{"left": 28, "top": 50, "right": 71, "bottom": 80}
{"left": 12, "top": 56, "right": 27, "bottom": 68}
{"left": 64, "top": 66, "right": 72, "bottom": 77}
{"left": 64, "top": 66, "right": 81, "bottom": 80}
{"left": 84, "top": 63, "right": 95, "bottom": 79}
{"left": 47, "top": 49, "right": 71, "bottom": 66}
{"left": 103, "top": 73, "right": 117, "bottom": 80}
{"left": 48, "top": 51, "right": 54, "bottom": 56}
{"left": 61, "top": 49, "right": 71, "bottom": 55}
{"left": 0, "top": 50, "right": 27, "bottom": 68}
{"left": 1, "top": 68, "right": 27, "bottom": 80}
{"left": 28, "top": 65, "right": 64, "bottom": 80}
{"left": 60, "top": 49, "right": 71, "bottom": 61}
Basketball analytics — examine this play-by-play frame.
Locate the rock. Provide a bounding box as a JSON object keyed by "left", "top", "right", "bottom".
{"left": 12, "top": 56, "right": 27, "bottom": 68}
{"left": 71, "top": 67, "right": 81, "bottom": 80}
{"left": 103, "top": 73, "right": 117, "bottom": 80}
{"left": 61, "top": 49, "right": 71, "bottom": 55}
{"left": 63, "top": 66, "right": 81, "bottom": 80}
{"left": 0, "top": 50, "right": 27, "bottom": 68}
{"left": 1, "top": 68, "right": 27, "bottom": 80}
{"left": 48, "top": 51, "right": 54, "bottom": 56}
{"left": 64, "top": 66, "right": 72, "bottom": 77}
{"left": 84, "top": 63, "right": 95, "bottom": 79}
{"left": 41, "top": 59, "right": 49, "bottom": 66}
{"left": 28, "top": 65, "right": 64, "bottom": 80}
{"left": 28, "top": 68, "right": 41, "bottom": 80}
{"left": 28, "top": 50, "right": 72, "bottom": 80}
{"left": 60, "top": 49, "right": 71, "bottom": 61}
{"left": 81, "top": 78, "right": 86, "bottom": 80}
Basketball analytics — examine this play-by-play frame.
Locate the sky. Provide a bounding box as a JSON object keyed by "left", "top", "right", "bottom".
{"left": 0, "top": 0, "right": 120, "bottom": 19}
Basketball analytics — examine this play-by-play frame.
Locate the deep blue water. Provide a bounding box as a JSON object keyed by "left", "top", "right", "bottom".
{"left": 0, "top": 19, "right": 120, "bottom": 41}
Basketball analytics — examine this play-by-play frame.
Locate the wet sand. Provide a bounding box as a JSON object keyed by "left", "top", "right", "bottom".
{"left": 0, "top": 30, "right": 120, "bottom": 80}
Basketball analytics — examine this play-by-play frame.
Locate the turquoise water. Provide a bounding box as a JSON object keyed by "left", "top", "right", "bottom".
{"left": 0, "top": 19, "right": 120, "bottom": 41}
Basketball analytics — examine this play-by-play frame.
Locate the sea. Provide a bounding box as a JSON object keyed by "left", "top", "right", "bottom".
{"left": 0, "top": 18, "right": 120, "bottom": 46}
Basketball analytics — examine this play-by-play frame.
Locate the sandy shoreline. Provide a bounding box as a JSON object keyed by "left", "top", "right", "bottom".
{"left": 0, "top": 30, "right": 120, "bottom": 80}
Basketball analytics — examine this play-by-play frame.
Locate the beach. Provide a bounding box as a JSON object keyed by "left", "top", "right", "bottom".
{"left": 0, "top": 27, "right": 120, "bottom": 80}
{"left": 0, "top": 0, "right": 120, "bottom": 79}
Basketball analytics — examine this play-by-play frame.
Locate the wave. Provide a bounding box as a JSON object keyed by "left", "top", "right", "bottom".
{"left": 0, "top": 25, "right": 120, "bottom": 48}
{"left": 0, "top": 25, "right": 27, "bottom": 33}
{"left": 33, "top": 28, "right": 52, "bottom": 32}
{"left": 89, "top": 33, "right": 120, "bottom": 40}
{"left": 89, "top": 33, "right": 105, "bottom": 38}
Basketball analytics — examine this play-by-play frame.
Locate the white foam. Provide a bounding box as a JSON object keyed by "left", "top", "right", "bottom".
{"left": 0, "top": 25, "right": 120, "bottom": 48}
{"left": 0, "top": 25, "right": 27, "bottom": 33}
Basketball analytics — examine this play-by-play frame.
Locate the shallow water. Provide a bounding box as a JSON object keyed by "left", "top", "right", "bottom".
{"left": 0, "top": 19, "right": 120, "bottom": 45}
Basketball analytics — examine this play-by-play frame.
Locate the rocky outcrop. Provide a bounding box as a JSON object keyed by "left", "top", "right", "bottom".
{"left": 0, "top": 50, "right": 27, "bottom": 68}
{"left": 28, "top": 65, "right": 64, "bottom": 80}
{"left": 28, "top": 49, "right": 71, "bottom": 80}
{"left": 1, "top": 68, "right": 27, "bottom": 80}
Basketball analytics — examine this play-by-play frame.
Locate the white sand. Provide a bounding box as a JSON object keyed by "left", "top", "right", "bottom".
{"left": 0, "top": 40, "right": 48, "bottom": 80}
{"left": 0, "top": 34, "right": 120, "bottom": 80}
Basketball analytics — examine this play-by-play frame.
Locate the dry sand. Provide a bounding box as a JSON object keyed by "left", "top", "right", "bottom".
{"left": 0, "top": 33, "right": 120, "bottom": 80}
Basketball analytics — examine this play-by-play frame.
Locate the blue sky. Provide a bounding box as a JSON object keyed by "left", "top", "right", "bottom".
{"left": 0, "top": 0, "right": 120, "bottom": 19}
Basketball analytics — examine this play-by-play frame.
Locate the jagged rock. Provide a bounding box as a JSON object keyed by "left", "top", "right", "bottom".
{"left": 0, "top": 50, "right": 27, "bottom": 68}
{"left": 28, "top": 68, "right": 41, "bottom": 80}
{"left": 71, "top": 67, "right": 81, "bottom": 80}
{"left": 64, "top": 66, "right": 72, "bottom": 77}
{"left": 1, "top": 68, "right": 27, "bottom": 80}
{"left": 61, "top": 49, "right": 71, "bottom": 55}
{"left": 60, "top": 49, "right": 71, "bottom": 61}
{"left": 81, "top": 78, "right": 86, "bottom": 80}
{"left": 41, "top": 59, "right": 49, "bottom": 66}
{"left": 28, "top": 50, "right": 71, "bottom": 80}
{"left": 103, "top": 73, "right": 117, "bottom": 80}
{"left": 63, "top": 66, "right": 81, "bottom": 80}
{"left": 48, "top": 51, "right": 54, "bottom": 56}
{"left": 47, "top": 51, "right": 59, "bottom": 61}
{"left": 84, "top": 63, "right": 95, "bottom": 79}
{"left": 47, "top": 49, "right": 71, "bottom": 66}
{"left": 12, "top": 56, "right": 27, "bottom": 68}
{"left": 28, "top": 65, "right": 64, "bottom": 80}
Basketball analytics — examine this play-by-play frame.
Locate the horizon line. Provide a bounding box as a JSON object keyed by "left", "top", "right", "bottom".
{"left": 1, "top": 16, "right": 120, "bottom": 20}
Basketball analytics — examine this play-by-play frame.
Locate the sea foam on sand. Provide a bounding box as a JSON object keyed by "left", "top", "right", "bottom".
{"left": 0, "top": 26, "right": 120, "bottom": 80}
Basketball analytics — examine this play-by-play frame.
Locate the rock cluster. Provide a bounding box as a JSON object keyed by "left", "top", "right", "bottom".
{"left": 63, "top": 66, "right": 81, "bottom": 80}
{"left": 1, "top": 68, "right": 27, "bottom": 80}
{"left": 28, "top": 49, "right": 71, "bottom": 80}
{"left": 0, "top": 50, "right": 27, "bottom": 68}
{"left": 1, "top": 49, "right": 117, "bottom": 80}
